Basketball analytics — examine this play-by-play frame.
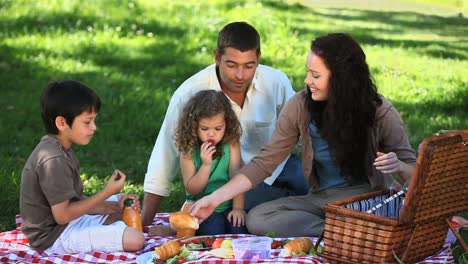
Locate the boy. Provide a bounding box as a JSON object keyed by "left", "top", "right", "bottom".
{"left": 20, "top": 80, "right": 144, "bottom": 254}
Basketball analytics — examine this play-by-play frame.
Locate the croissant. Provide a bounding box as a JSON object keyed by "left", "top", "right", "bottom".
{"left": 154, "top": 240, "right": 180, "bottom": 260}
{"left": 278, "top": 237, "right": 313, "bottom": 257}
{"left": 169, "top": 211, "right": 199, "bottom": 238}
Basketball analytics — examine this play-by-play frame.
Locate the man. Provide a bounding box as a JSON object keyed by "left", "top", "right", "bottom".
{"left": 142, "top": 21, "right": 309, "bottom": 226}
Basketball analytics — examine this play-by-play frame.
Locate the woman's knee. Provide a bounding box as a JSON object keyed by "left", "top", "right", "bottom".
{"left": 122, "top": 227, "right": 145, "bottom": 252}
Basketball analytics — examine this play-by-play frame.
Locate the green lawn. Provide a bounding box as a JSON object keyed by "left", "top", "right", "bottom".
{"left": 0, "top": 0, "right": 466, "bottom": 234}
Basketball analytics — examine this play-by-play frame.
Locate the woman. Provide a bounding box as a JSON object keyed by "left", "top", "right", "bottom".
{"left": 189, "top": 33, "right": 416, "bottom": 237}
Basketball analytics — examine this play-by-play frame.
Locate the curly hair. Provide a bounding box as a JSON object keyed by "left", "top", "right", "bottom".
{"left": 305, "top": 33, "right": 382, "bottom": 182}
{"left": 174, "top": 90, "right": 242, "bottom": 159}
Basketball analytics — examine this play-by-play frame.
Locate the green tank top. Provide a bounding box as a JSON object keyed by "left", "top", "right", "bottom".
{"left": 186, "top": 143, "right": 232, "bottom": 212}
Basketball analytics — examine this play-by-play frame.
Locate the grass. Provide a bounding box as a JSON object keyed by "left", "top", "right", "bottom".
{"left": 0, "top": 0, "right": 466, "bottom": 233}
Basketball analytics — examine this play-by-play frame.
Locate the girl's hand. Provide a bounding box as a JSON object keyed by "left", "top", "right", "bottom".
{"left": 200, "top": 141, "right": 216, "bottom": 165}
{"left": 104, "top": 170, "right": 126, "bottom": 196}
{"left": 227, "top": 208, "right": 246, "bottom": 227}
{"left": 117, "top": 193, "right": 140, "bottom": 211}
{"left": 374, "top": 152, "right": 401, "bottom": 174}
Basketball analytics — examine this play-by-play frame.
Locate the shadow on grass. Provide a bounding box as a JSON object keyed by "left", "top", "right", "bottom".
{"left": 0, "top": 11, "right": 208, "bottom": 185}
{"left": 262, "top": 0, "right": 467, "bottom": 60}
{"left": 0, "top": 0, "right": 466, "bottom": 232}
{"left": 391, "top": 87, "right": 468, "bottom": 147}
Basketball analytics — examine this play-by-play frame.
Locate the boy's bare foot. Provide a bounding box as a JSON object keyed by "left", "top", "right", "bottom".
{"left": 149, "top": 225, "right": 176, "bottom": 236}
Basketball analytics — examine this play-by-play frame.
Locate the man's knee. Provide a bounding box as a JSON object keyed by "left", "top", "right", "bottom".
{"left": 246, "top": 209, "right": 267, "bottom": 235}
{"left": 122, "top": 227, "right": 145, "bottom": 252}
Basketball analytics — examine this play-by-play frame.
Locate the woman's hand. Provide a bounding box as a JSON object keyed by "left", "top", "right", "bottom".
{"left": 189, "top": 194, "right": 219, "bottom": 223}
{"left": 227, "top": 208, "right": 246, "bottom": 227}
{"left": 374, "top": 152, "right": 401, "bottom": 174}
{"left": 200, "top": 141, "right": 216, "bottom": 165}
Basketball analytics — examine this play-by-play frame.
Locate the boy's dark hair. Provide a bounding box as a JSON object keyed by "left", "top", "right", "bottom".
{"left": 217, "top": 21, "right": 261, "bottom": 57}
{"left": 40, "top": 80, "right": 101, "bottom": 134}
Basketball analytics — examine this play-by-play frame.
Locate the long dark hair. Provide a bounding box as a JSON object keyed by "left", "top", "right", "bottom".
{"left": 305, "top": 33, "right": 382, "bottom": 182}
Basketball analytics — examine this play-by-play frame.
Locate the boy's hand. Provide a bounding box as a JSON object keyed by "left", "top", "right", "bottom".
{"left": 104, "top": 170, "right": 125, "bottom": 196}
{"left": 118, "top": 193, "right": 140, "bottom": 211}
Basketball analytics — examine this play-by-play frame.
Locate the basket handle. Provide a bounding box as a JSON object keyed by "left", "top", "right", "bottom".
{"left": 314, "top": 231, "right": 325, "bottom": 252}
{"left": 446, "top": 218, "right": 468, "bottom": 252}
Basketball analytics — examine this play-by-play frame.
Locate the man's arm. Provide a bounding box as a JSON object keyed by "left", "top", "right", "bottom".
{"left": 141, "top": 193, "right": 164, "bottom": 225}
{"left": 142, "top": 94, "right": 184, "bottom": 225}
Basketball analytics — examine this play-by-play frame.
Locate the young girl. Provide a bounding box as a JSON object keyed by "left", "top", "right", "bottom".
{"left": 174, "top": 90, "right": 248, "bottom": 235}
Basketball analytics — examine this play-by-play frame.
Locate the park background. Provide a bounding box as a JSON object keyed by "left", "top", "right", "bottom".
{"left": 0, "top": 0, "right": 466, "bottom": 234}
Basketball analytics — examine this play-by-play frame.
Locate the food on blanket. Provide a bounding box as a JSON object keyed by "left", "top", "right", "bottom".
{"left": 169, "top": 211, "right": 199, "bottom": 238}
{"left": 232, "top": 237, "right": 272, "bottom": 260}
{"left": 201, "top": 237, "right": 215, "bottom": 247}
{"left": 206, "top": 248, "right": 234, "bottom": 258}
{"left": 180, "top": 200, "right": 194, "bottom": 213}
{"left": 154, "top": 244, "right": 198, "bottom": 264}
{"left": 178, "top": 235, "right": 215, "bottom": 249}
{"left": 278, "top": 237, "right": 312, "bottom": 257}
{"left": 122, "top": 198, "right": 143, "bottom": 232}
{"left": 211, "top": 237, "right": 224, "bottom": 249}
{"left": 154, "top": 240, "right": 181, "bottom": 260}
{"left": 309, "top": 244, "right": 324, "bottom": 256}
{"left": 271, "top": 240, "right": 285, "bottom": 249}
{"left": 220, "top": 239, "right": 233, "bottom": 249}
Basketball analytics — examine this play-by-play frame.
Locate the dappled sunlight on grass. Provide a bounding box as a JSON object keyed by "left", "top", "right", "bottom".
{"left": 80, "top": 173, "right": 144, "bottom": 198}
{"left": 0, "top": 0, "right": 466, "bottom": 231}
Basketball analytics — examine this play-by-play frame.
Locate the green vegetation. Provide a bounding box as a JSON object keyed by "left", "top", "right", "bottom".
{"left": 0, "top": 0, "right": 466, "bottom": 233}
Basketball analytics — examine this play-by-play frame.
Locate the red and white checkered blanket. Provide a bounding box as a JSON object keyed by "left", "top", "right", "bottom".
{"left": 0, "top": 214, "right": 455, "bottom": 263}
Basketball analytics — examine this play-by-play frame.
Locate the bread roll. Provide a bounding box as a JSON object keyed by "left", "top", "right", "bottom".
{"left": 154, "top": 240, "right": 180, "bottom": 260}
{"left": 169, "top": 211, "right": 199, "bottom": 230}
{"left": 278, "top": 237, "right": 312, "bottom": 257}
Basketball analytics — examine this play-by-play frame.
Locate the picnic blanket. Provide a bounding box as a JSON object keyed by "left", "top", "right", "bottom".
{"left": 0, "top": 213, "right": 456, "bottom": 263}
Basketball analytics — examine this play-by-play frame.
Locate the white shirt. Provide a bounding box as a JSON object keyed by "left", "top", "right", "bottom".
{"left": 144, "top": 64, "right": 296, "bottom": 196}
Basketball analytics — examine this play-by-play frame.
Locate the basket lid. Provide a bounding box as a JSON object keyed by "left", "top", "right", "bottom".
{"left": 399, "top": 130, "right": 468, "bottom": 224}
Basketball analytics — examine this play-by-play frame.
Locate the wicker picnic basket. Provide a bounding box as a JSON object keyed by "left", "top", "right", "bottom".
{"left": 317, "top": 130, "right": 468, "bottom": 264}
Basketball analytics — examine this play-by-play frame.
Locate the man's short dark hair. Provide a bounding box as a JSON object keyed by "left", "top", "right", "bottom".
{"left": 217, "top": 21, "right": 261, "bottom": 56}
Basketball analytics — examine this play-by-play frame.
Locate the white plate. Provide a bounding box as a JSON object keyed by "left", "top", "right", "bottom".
{"left": 136, "top": 252, "right": 154, "bottom": 264}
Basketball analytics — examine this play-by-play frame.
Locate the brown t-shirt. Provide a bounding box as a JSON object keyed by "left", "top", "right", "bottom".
{"left": 20, "top": 135, "right": 83, "bottom": 250}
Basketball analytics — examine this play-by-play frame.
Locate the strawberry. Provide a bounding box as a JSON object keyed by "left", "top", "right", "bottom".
{"left": 271, "top": 240, "right": 284, "bottom": 249}
{"left": 203, "top": 237, "right": 215, "bottom": 247}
